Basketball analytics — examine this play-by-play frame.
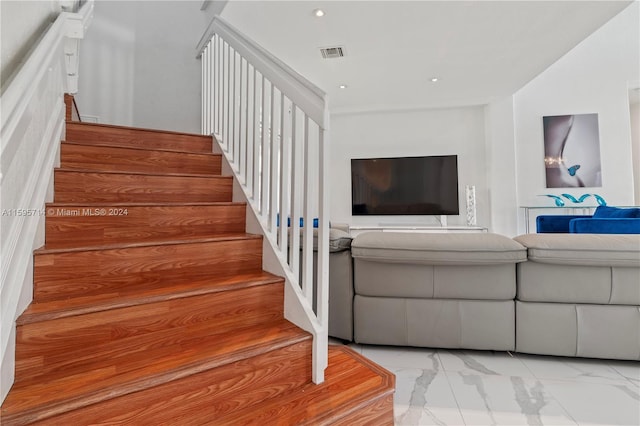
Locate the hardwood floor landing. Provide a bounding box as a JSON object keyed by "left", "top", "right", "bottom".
{"left": 206, "top": 346, "right": 395, "bottom": 425}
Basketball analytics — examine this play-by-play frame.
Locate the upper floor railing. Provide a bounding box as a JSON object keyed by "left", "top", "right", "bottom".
{"left": 197, "top": 16, "right": 330, "bottom": 383}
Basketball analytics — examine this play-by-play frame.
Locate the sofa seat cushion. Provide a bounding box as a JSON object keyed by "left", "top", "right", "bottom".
{"left": 355, "top": 296, "right": 515, "bottom": 351}
{"left": 352, "top": 232, "right": 527, "bottom": 265}
{"left": 514, "top": 234, "right": 640, "bottom": 267}
{"left": 517, "top": 262, "right": 640, "bottom": 305}
{"left": 516, "top": 301, "right": 640, "bottom": 360}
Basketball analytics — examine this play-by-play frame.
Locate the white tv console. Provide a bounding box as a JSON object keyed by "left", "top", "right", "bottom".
{"left": 348, "top": 225, "right": 488, "bottom": 237}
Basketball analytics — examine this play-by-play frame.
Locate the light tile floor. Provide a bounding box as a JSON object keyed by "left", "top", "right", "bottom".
{"left": 341, "top": 342, "right": 640, "bottom": 426}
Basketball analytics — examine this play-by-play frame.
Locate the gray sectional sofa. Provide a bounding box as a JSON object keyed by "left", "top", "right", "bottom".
{"left": 325, "top": 229, "right": 640, "bottom": 361}
{"left": 513, "top": 233, "right": 640, "bottom": 360}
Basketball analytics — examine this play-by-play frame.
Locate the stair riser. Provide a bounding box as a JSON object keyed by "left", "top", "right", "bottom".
{"left": 54, "top": 171, "right": 233, "bottom": 203}
{"left": 329, "top": 394, "right": 395, "bottom": 426}
{"left": 217, "top": 362, "right": 381, "bottom": 424}
{"left": 60, "top": 143, "right": 222, "bottom": 175}
{"left": 34, "top": 238, "right": 263, "bottom": 303}
{"left": 45, "top": 204, "right": 246, "bottom": 247}
{"left": 66, "top": 122, "right": 213, "bottom": 153}
{"left": 19, "top": 272, "right": 283, "bottom": 325}
{"left": 16, "top": 283, "right": 285, "bottom": 383}
{"left": 23, "top": 341, "right": 311, "bottom": 426}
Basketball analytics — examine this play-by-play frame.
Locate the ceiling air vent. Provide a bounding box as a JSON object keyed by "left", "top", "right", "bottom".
{"left": 320, "top": 46, "right": 345, "bottom": 59}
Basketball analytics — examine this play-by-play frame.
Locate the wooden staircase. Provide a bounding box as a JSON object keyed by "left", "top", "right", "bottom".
{"left": 1, "top": 122, "right": 394, "bottom": 425}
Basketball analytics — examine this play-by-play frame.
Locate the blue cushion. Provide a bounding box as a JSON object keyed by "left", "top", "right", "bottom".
{"left": 593, "top": 206, "right": 640, "bottom": 219}
{"left": 570, "top": 218, "right": 640, "bottom": 234}
{"left": 536, "top": 215, "right": 590, "bottom": 233}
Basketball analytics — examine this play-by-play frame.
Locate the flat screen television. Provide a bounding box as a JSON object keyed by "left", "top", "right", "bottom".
{"left": 351, "top": 155, "right": 459, "bottom": 216}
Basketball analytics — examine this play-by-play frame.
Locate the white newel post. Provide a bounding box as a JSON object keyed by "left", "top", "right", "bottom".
{"left": 63, "top": 4, "right": 94, "bottom": 94}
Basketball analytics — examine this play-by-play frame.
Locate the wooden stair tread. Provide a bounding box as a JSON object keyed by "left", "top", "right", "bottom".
{"left": 55, "top": 167, "right": 223, "bottom": 179}
{"left": 67, "top": 121, "right": 212, "bottom": 138}
{"left": 28, "top": 341, "right": 313, "bottom": 426}
{"left": 17, "top": 346, "right": 391, "bottom": 426}
{"left": 46, "top": 201, "right": 246, "bottom": 207}
{"left": 43, "top": 231, "right": 249, "bottom": 250}
{"left": 60, "top": 143, "right": 222, "bottom": 175}
{"left": 32, "top": 237, "right": 264, "bottom": 304}
{"left": 16, "top": 284, "right": 285, "bottom": 377}
{"left": 2, "top": 320, "right": 309, "bottom": 424}
{"left": 19, "top": 271, "right": 283, "bottom": 324}
{"left": 15, "top": 285, "right": 286, "bottom": 385}
{"left": 44, "top": 203, "right": 247, "bottom": 249}
{"left": 36, "top": 233, "right": 260, "bottom": 254}
{"left": 65, "top": 122, "right": 213, "bottom": 154}
{"left": 54, "top": 169, "right": 233, "bottom": 203}
{"left": 62, "top": 140, "right": 219, "bottom": 155}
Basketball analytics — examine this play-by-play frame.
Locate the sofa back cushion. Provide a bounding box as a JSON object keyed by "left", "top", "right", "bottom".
{"left": 352, "top": 232, "right": 527, "bottom": 265}
{"left": 514, "top": 233, "right": 640, "bottom": 267}
{"left": 593, "top": 206, "right": 640, "bottom": 218}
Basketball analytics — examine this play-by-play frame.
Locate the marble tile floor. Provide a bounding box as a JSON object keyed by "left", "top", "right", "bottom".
{"left": 337, "top": 341, "right": 640, "bottom": 426}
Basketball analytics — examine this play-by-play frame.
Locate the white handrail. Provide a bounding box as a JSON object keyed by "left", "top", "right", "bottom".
{"left": 1, "top": 2, "right": 93, "bottom": 155}
{"left": 197, "top": 16, "right": 327, "bottom": 127}
{"left": 197, "top": 15, "right": 330, "bottom": 383}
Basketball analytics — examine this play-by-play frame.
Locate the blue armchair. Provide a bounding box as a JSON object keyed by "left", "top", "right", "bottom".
{"left": 536, "top": 206, "right": 640, "bottom": 234}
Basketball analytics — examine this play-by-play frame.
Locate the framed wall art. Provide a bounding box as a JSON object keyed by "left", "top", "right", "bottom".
{"left": 543, "top": 113, "right": 602, "bottom": 188}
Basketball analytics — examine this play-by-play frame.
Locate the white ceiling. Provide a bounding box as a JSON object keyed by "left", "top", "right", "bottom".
{"left": 220, "top": 0, "right": 633, "bottom": 113}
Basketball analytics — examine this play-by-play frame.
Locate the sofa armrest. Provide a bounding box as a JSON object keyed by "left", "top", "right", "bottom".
{"left": 330, "top": 223, "right": 351, "bottom": 234}
{"left": 536, "top": 215, "right": 591, "bottom": 233}
{"left": 570, "top": 218, "right": 640, "bottom": 234}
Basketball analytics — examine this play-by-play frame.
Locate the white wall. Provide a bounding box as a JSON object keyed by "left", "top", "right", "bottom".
{"left": 0, "top": 1, "right": 59, "bottom": 88}
{"left": 513, "top": 2, "right": 639, "bottom": 231}
{"left": 630, "top": 94, "right": 640, "bottom": 205}
{"left": 330, "top": 106, "right": 489, "bottom": 228}
{"left": 485, "top": 97, "right": 519, "bottom": 237}
{"left": 76, "top": 1, "right": 136, "bottom": 126}
{"left": 76, "top": 0, "right": 213, "bottom": 133}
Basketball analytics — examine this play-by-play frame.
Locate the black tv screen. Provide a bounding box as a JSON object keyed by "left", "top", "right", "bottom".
{"left": 351, "top": 155, "right": 459, "bottom": 216}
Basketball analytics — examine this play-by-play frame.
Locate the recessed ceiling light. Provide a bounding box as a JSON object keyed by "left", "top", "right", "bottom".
{"left": 430, "top": 77, "right": 439, "bottom": 82}
{"left": 339, "top": 84, "right": 348, "bottom": 89}
{"left": 313, "top": 9, "right": 325, "bottom": 17}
